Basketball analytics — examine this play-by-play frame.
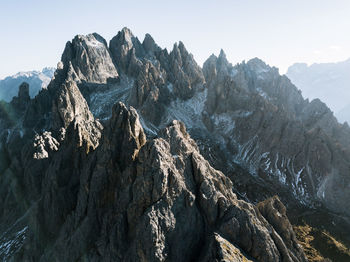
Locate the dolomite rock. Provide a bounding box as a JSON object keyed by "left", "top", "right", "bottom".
{"left": 0, "top": 27, "right": 348, "bottom": 261}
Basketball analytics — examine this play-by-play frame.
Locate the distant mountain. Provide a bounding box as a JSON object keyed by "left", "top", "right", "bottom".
{"left": 337, "top": 103, "right": 350, "bottom": 123}
{"left": 286, "top": 59, "right": 350, "bottom": 123}
{"left": 0, "top": 67, "right": 55, "bottom": 102}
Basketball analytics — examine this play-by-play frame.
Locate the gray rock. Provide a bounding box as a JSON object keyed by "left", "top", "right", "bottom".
{"left": 10, "top": 82, "right": 30, "bottom": 112}
{"left": 18, "top": 111, "right": 306, "bottom": 261}
{"left": 202, "top": 53, "right": 350, "bottom": 218}
{"left": 0, "top": 28, "right": 347, "bottom": 262}
{"left": 62, "top": 33, "right": 119, "bottom": 83}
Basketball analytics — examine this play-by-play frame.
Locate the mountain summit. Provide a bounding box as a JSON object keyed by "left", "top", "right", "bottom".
{"left": 0, "top": 28, "right": 349, "bottom": 261}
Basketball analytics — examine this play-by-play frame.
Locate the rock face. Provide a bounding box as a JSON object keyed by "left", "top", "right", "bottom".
{"left": 257, "top": 196, "right": 305, "bottom": 261}
{"left": 10, "top": 104, "right": 307, "bottom": 261}
{"left": 61, "top": 33, "right": 119, "bottom": 84}
{"left": 10, "top": 82, "right": 30, "bottom": 112}
{"left": 0, "top": 27, "right": 348, "bottom": 261}
{"left": 108, "top": 27, "right": 205, "bottom": 124}
{"left": 201, "top": 54, "right": 350, "bottom": 218}
{"left": 0, "top": 78, "right": 307, "bottom": 261}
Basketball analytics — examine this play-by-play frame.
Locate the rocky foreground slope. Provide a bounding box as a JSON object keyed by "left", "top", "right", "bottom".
{"left": 0, "top": 28, "right": 349, "bottom": 261}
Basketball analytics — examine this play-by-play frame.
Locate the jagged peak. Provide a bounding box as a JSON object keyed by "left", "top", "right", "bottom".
{"left": 18, "top": 82, "right": 30, "bottom": 98}
{"left": 105, "top": 101, "right": 146, "bottom": 166}
{"left": 203, "top": 49, "right": 230, "bottom": 68}
{"left": 217, "top": 49, "right": 230, "bottom": 68}
{"left": 246, "top": 57, "right": 277, "bottom": 75}
{"left": 109, "top": 27, "right": 145, "bottom": 72}
{"left": 170, "top": 41, "right": 200, "bottom": 70}
{"left": 172, "top": 41, "right": 191, "bottom": 58}
{"left": 116, "top": 27, "right": 135, "bottom": 46}
{"left": 172, "top": 42, "right": 180, "bottom": 52}
{"left": 203, "top": 50, "right": 231, "bottom": 82}
{"left": 9, "top": 81, "right": 30, "bottom": 112}
{"left": 110, "top": 27, "right": 142, "bottom": 51}
{"left": 60, "top": 32, "right": 118, "bottom": 84}
{"left": 143, "top": 33, "right": 154, "bottom": 42}
{"left": 247, "top": 57, "right": 269, "bottom": 68}
{"left": 142, "top": 33, "right": 160, "bottom": 54}
{"left": 69, "top": 33, "right": 109, "bottom": 51}
{"left": 178, "top": 41, "right": 186, "bottom": 51}
{"left": 120, "top": 26, "right": 135, "bottom": 37}
{"left": 218, "top": 49, "right": 227, "bottom": 60}
{"left": 207, "top": 53, "right": 218, "bottom": 61}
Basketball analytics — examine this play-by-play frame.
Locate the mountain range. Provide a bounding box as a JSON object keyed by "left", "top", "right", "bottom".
{"left": 287, "top": 59, "right": 350, "bottom": 124}
{"left": 0, "top": 28, "right": 349, "bottom": 261}
{"left": 0, "top": 68, "right": 55, "bottom": 102}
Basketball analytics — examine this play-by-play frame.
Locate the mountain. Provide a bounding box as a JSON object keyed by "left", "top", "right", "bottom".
{"left": 286, "top": 59, "right": 350, "bottom": 123}
{"left": 0, "top": 67, "right": 55, "bottom": 102}
{"left": 0, "top": 27, "right": 349, "bottom": 261}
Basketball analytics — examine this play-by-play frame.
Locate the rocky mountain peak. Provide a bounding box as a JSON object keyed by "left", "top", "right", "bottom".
{"left": 104, "top": 102, "right": 146, "bottom": 165}
{"left": 10, "top": 82, "right": 30, "bottom": 112}
{"left": 119, "top": 27, "right": 135, "bottom": 46}
{"left": 61, "top": 33, "right": 118, "bottom": 83}
{"left": 217, "top": 49, "right": 231, "bottom": 70}
{"left": 218, "top": 48, "right": 227, "bottom": 61}
{"left": 170, "top": 41, "right": 194, "bottom": 66}
{"left": 109, "top": 27, "right": 144, "bottom": 73}
{"left": 142, "top": 33, "right": 160, "bottom": 54}
{"left": 246, "top": 57, "right": 271, "bottom": 72}
{"left": 202, "top": 54, "right": 218, "bottom": 81}
{"left": 17, "top": 82, "right": 30, "bottom": 101}
{"left": 203, "top": 50, "right": 232, "bottom": 82}
{"left": 167, "top": 41, "right": 205, "bottom": 99}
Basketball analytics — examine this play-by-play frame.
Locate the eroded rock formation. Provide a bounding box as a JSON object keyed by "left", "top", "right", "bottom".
{"left": 0, "top": 27, "right": 349, "bottom": 261}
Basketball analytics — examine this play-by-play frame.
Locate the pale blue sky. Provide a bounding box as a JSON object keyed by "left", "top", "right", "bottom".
{"left": 1, "top": 0, "right": 350, "bottom": 78}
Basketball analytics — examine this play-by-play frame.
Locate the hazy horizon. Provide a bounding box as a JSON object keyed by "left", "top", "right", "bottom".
{"left": 1, "top": 0, "right": 350, "bottom": 79}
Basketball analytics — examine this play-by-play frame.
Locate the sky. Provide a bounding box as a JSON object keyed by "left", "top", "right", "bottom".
{"left": 1, "top": 0, "right": 350, "bottom": 79}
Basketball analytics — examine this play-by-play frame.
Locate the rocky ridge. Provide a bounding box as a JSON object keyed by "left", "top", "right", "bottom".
{"left": 0, "top": 80, "right": 306, "bottom": 261}
{"left": 0, "top": 27, "right": 349, "bottom": 261}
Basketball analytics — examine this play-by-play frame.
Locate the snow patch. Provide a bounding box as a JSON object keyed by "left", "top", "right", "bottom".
{"left": 87, "top": 37, "right": 106, "bottom": 51}
{"left": 0, "top": 226, "right": 28, "bottom": 260}
{"left": 233, "top": 135, "right": 262, "bottom": 175}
